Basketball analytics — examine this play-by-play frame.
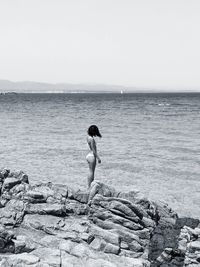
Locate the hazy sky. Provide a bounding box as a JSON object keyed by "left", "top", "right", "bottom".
{"left": 0, "top": 0, "right": 200, "bottom": 90}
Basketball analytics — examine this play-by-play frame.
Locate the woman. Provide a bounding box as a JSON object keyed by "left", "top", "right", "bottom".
{"left": 86, "top": 125, "right": 102, "bottom": 188}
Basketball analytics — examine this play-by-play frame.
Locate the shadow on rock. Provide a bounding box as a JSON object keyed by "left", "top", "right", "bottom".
{"left": 149, "top": 215, "right": 199, "bottom": 267}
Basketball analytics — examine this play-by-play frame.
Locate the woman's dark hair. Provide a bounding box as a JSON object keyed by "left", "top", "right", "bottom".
{"left": 88, "top": 125, "right": 102, "bottom": 137}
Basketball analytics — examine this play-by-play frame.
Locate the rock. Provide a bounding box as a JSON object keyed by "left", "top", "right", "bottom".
{"left": 80, "top": 232, "right": 90, "bottom": 242}
{"left": 0, "top": 253, "right": 40, "bottom": 266}
{"left": 89, "top": 236, "right": 106, "bottom": 251}
{"left": 57, "top": 231, "right": 78, "bottom": 241}
{"left": 120, "top": 241, "right": 129, "bottom": 250}
{"left": 22, "top": 214, "right": 62, "bottom": 232}
{"left": 2, "top": 178, "right": 21, "bottom": 192}
{"left": 91, "top": 194, "right": 143, "bottom": 223}
{"left": 86, "top": 258, "right": 117, "bottom": 267}
{"left": 25, "top": 190, "right": 46, "bottom": 203}
{"left": 13, "top": 239, "right": 26, "bottom": 254}
{"left": 40, "top": 235, "right": 62, "bottom": 249}
{"left": 60, "top": 251, "right": 83, "bottom": 267}
{"left": 70, "top": 243, "right": 94, "bottom": 258}
{"left": 90, "top": 225, "right": 120, "bottom": 246}
{"left": 31, "top": 248, "right": 61, "bottom": 266}
{"left": 155, "top": 248, "right": 172, "bottom": 264}
{"left": 51, "top": 183, "right": 69, "bottom": 198}
{"left": 26, "top": 190, "right": 45, "bottom": 199}
{"left": 25, "top": 203, "right": 67, "bottom": 216}
{"left": 0, "top": 169, "right": 10, "bottom": 179}
{"left": 1, "top": 170, "right": 28, "bottom": 195}
{"left": 90, "top": 208, "right": 139, "bottom": 229}
{"left": 129, "top": 240, "right": 143, "bottom": 252}
{"left": 113, "top": 255, "right": 150, "bottom": 267}
{"left": 10, "top": 183, "right": 28, "bottom": 196}
{"left": 0, "top": 199, "right": 25, "bottom": 227}
{"left": 119, "top": 249, "right": 143, "bottom": 259}
{"left": 65, "top": 200, "right": 88, "bottom": 215}
{"left": 104, "top": 243, "right": 120, "bottom": 255}
{"left": 0, "top": 169, "right": 10, "bottom": 195}
{"left": 142, "top": 217, "right": 155, "bottom": 228}
{"left": 0, "top": 168, "right": 200, "bottom": 267}
{"left": 9, "top": 170, "right": 28, "bottom": 181}
{"left": 0, "top": 227, "right": 14, "bottom": 253}
{"left": 59, "top": 240, "right": 76, "bottom": 253}
{"left": 73, "top": 189, "right": 89, "bottom": 203}
{"left": 189, "top": 241, "right": 200, "bottom": 252}
{"left": 89, "top": 181, "right": 118, "bottom": 202}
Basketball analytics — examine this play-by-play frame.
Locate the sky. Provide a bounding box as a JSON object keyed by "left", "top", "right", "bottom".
{"left": 0, "top": 0, "right": 200, "bottom": 90}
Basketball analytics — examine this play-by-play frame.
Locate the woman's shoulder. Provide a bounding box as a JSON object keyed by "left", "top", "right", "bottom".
{"left": 87, "top": 135, "right": 94, "bottom": 143}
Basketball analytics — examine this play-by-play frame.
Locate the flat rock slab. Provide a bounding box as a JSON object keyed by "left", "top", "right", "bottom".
{"left": 25, "top": 203, "right": 67, "bottom": 216}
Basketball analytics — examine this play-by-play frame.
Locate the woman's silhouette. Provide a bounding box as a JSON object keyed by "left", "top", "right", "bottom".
{"left": 86, "top": 125, "right": 102, "bottom": 188}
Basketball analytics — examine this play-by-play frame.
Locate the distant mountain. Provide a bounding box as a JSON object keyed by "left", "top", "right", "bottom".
{"left": 0, "top": 80, "right": 130, "bottom": 93}
{"left": 0, "top": 79, "right": 199, "bottom": 93}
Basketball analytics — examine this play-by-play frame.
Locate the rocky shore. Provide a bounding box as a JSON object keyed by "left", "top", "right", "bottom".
{"left": 0, "top": 168, "right": 200, "bottom": 267}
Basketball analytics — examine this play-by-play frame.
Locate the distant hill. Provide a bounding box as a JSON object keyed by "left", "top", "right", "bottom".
{"left": 0, "top": 79, "right": 199, "bottom": 93}
{"left": 0, "top": 80, "right": 130, "bottom": 93}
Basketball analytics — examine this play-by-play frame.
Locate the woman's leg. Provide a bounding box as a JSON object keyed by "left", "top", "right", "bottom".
{"left": 87, "top": 159, "right": 96, "bottom": 188}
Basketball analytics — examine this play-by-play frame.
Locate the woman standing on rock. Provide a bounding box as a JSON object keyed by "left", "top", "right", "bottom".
{"left": 86, "top": 125, "right": 102, "bottom": 188}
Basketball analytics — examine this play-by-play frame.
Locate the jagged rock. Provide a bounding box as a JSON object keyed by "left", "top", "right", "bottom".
{"left": 2, "top": 178, "right": 21, "bottom": 192}
{"left": 0, "top": 199, "right": 25, "bottom": 227}
{"left": 0, "top": 168, "right": 199, "bottom": 267}
{"left": 8, "top": 170, "right": 29, "bottom": 183}
{"left": 1, "top": 170, "right": 29, "bottom": 195}
{"left": 10, "top": 183, "right": 28, "bottom": 196}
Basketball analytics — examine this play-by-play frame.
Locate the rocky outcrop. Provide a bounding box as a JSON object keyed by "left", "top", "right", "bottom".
{"left": 0, "top": 168, "right": 199, "bottom": 267}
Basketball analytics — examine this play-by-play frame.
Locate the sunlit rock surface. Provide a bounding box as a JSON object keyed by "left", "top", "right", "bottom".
{"left": 0, "top": 168, "right": 199, "bottom": 267}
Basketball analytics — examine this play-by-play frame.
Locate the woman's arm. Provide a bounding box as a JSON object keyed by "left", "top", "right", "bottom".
{"left": 90, "top": 138, "right": 101, "bottom": 163}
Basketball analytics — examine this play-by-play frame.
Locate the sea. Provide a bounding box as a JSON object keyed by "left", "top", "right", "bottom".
{"left": 0, "top": 92, "right": 199, "bottom": 218}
